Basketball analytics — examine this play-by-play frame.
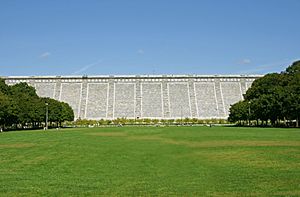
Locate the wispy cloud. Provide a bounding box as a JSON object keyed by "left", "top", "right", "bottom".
{"left": 239, "top": 65, "right": 272, "bottom": 74}
{"left": 238, "top": 59, "right": 298, "bottom": 74}
{"left": 39, "top": 52, "right": 51, "bottom": 59}
{"left": 239, "top": 58, "right": 251, "bottom": 65}
{"left": 72, "top": 60, "right": 102, "bottom": 75}
{"left": 137, "top": 49, "right": 144, "bottom": 55}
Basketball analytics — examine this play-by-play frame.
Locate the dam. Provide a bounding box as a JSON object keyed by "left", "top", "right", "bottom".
{"left": 4, "top": 75, "right": 260, "bottom": 120}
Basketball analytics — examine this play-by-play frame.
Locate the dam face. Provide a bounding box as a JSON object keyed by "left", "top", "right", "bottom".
{"left": 4, "top": 75, "right": 260, "bottom": 120}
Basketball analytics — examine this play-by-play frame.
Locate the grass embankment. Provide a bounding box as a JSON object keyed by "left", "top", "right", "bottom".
{"left": 0, "top": 126, "right": 299, "bottom": 196}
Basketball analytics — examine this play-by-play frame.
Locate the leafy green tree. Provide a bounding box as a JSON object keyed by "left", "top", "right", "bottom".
{"left": 9, "top": 83, "right": 43, "bottom": 127}
{"left": 60, "top": 102, "right": 74, "bottom": 124}
{"left": 9, "top": 82, "right": 39, "bottom": 98}
{"left": 0, "top": 93, "right": 12, "bottom": 130}
{"left": 42, "top": 98, "right": 63, "bottom": 126}
{"left": 284, "top": 71, "right": 300, "bottom": 127}
{"left": 228, "top": 101, "right": 249, "bottom": 124}
{"left": 285, "top": 60, "right": 300, "bottom": 75}
{"left": 244, "top": 73, "right": 283, "bottom": 100}
{"left": 230, "top": 60, "right": 300, "bottom": 127}
{"left": 0, "top": 78, "right": 75, "bottom": 130}
{"left": 0, "top": 78, "right": 9, "bottom": 95}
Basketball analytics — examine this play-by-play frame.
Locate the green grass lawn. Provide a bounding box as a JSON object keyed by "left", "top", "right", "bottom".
{"left": 0, "top": 126, "right": 299, "bottom": 196}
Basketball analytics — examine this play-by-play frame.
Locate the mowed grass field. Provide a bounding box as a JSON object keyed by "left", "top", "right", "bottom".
{"left": 0, "top": 126, "right": 299, "bottom": 196}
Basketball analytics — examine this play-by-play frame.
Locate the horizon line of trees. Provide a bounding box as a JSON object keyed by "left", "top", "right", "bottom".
{"left": 228, "top": 60, "right": 300, "bottom": 127}
{"left": 0, "top": 78, "right": 74, "bottom": 131}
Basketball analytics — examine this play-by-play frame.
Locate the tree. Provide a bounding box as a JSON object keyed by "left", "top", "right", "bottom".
{"left": 0, "top": 93, "right": 11, "bottom": 130}
{"left": 283, "top": 62, "right": 300, "bottom": 127}
{"left": 228, "top": 101, "right": 249, "bottom": 125}
{"left": 60, "top": 102, "right": 74, "bottom": 124}
{"left": 229, "top": 60, "right": 300, "bottom": 127}
{"left": 9, "top": 82, "right": 39, "bottom": 98}
{"left": 9, "top": 84, "right": 43, "bottom": 127}
{"left": 0, "top": 78, "right": 9, "bottom": 95}
{"left": 244, "top": 73, "right": 283, "bottom": 100}
{"left": 285, "top": 60, "right": 300, "bottom": 75}
{"left": 0, "top": 78, "right": 75, "bottom": 130}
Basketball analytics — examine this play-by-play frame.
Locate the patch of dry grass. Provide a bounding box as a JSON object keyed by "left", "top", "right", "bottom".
{"left": 23, "top": 155, "right": 50, "bottom": 165}
{"left": 127, "top": 135, "right": 163, "bottom": 141}
{"left": 0, "top": 143, "right": 35, "bottom": 148}
{"left": 87, "top": 132, "right": 127, "bottom": 137}
{"left": 191, "top": 149, "right": 300, "bottom": 170}
{"left": 127, "top": 135, "right": 300, "bottom": 148}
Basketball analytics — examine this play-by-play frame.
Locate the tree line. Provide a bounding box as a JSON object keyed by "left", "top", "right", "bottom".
{"left": 72, "top": 117, "right": 229, "bottom": 127}
{"left": 0, "top": 78, "right": 74, "bottom": 131}
{"left": 228, "top": 60, "right": 300, "bottom": 127}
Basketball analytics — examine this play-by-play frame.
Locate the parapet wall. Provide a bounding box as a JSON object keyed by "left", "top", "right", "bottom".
{"left": 4, "top": 75, "right": 261, "bottom": 120}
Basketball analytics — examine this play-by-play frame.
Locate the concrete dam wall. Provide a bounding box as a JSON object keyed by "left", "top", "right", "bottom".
{"left": 4, "top": 75, "right": 260, "bottom": 120}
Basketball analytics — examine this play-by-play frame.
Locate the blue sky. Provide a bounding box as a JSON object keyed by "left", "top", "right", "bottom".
{"left": 0, "top": 0, "right": 299, "bottom": 76}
